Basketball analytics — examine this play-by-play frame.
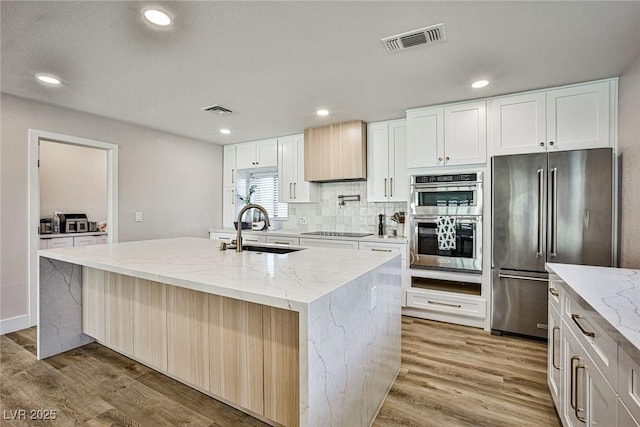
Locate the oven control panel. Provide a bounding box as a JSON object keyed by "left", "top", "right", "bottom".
{"left": 414, "top": 173, "right": 478, "bottom": 184}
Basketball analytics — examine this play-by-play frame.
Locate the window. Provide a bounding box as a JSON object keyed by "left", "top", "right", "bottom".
{"left": 248, "top": 172, "right": 288, "bottom": 219}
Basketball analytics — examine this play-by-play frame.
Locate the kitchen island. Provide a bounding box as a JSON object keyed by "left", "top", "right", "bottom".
{"left": 38, "top": 237, "right": 401, "bottom": 427}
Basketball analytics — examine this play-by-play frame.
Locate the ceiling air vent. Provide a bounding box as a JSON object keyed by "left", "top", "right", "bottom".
{"left": 200, "top": 104, "right": 235, "bottom": 116}
{"left": 381, "top": 23, "right": 446, "bottom": 53}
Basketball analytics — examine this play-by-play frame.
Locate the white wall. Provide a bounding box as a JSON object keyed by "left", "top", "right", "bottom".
{"left": 0, "top": 94, "right": 223, "bottom": 325}
{"left": 618, "top": 54, "right": 640, "bottom": 268}
{"left": 39, "top": 141, "right": 108, "bottom": 222}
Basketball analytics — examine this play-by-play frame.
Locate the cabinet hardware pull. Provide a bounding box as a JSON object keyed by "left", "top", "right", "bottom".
{"left": 245, "top": 239, "right": 259, "bottom": 242}
{"left": 575, "top": 363, "right": 587, "bottom": 422}
{"left": 231, "top": 168, "right": 235, "bottom": 183}
{"left": 551, "top": 326, "right": 560, "bottom": 369}
{"left": 427, "top": 300, "right": 461, "bottom": 308}
{"left": 273, "top": 241, "right": 290, "bottom": 245}
{"left": 390, "top": 177, "right": 393, "bottom": 197}
{"left": 438, "top": 157, "right": 443, "bottom": 162}
{"left": 549, "top": 141, "right": 555, "bottom": 146}
{"left": 445, "top": 156, "right": 450, "bottom": 161}
{"left": 256, "top": 161, "right": 259, "bottom": 165}
{"left": 293, "top": 182, "right": 297, "bottom": 199}
{"left": 570, "top": 356, "right": 580, "bottom": 411}
{"left": 290, "top": 182, "right": 293, "bottom": 199}
{"left": 384, "top": 178, "right": 387, "bottom": 197}
{"left": 371, "top": 248, "right": 392, "bottom": 252}
{"left": 498, "top": 273, "right": 548, "bottom": 282}
{"left": 549, "top": 288, "right": 559, "bottom": 297}
{"left": 571, "top": 314, "right": 595, "bottom": 337}
{"left": 231, "top": 189, "right": 234, "bottom": 205}
{"left": 540, "top": 142, "right": 545, "bottom": 147}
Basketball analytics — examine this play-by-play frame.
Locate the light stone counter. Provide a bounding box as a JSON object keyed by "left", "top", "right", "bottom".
{"left": 546, "top": 263, "right": 640, "bottom": 361}
{"left": 38, "top": 237, "right": 402, "bottom": 427}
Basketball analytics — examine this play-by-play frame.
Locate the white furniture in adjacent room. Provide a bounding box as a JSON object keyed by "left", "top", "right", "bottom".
{"left": 406, "top": 100, "right": 487, "bottom": 168}
{"left": 490, "top": 80, "right": 614, "bottom": 156}
{"left": 39, "top": 233, "right": 108, "bottom": 249}
{"left": 367, "top": 119, "right": 408, "bottom": 202}
{"left": 278, "top": 134, "right": 318, "bottom": 203}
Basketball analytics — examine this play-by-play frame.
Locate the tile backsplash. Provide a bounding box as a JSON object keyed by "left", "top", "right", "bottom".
{"left": 273, "top": 181, "right": 407, "bottom": 235}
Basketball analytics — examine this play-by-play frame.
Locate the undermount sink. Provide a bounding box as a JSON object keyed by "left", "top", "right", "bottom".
{"left": 241, "top": 245, "right": 303, "bottom": 254}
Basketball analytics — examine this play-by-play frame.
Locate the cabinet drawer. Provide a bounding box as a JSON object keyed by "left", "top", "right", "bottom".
{"left": 358, "top": 242, "right": 406, "bottom": 259}
{"left": 46, "top": 237, "right": 74, "bottom": 249}
{"left": 619, "top": 348, "right": 640, "bottom": 424}
{"left": 74, "top": 236, "right": 98, "bottom": 247}
{"left": 242, "top": 235, "right": 267, "bottom": 244}
{"left": 406, "top": 289, "right": 486, "bottom": 318}
{"left": 564, "top": 293, "right": 618, "bottom": 388}
{"left": 211, "top": 232, "right": 236, "bottom": 243}
{"left": 548, "top": 274, "right": 563, "bottom": 315}
{"left": 299, "top": 238, "right": 359, "bottom": 250}
{"left": 96, "top": 235, "right": 108, "bottom": 244}
{"left": 266, "top": 236, "right": 299, "bottom": 246}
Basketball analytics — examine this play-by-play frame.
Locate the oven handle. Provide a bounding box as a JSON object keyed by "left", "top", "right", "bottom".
{"left": 411, "top": 215, "right": 480, "bottom": 223}
{"left": 412, "top": 182, "right": 481, "bottom": 189}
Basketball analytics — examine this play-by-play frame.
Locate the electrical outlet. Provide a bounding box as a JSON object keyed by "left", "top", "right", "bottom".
{"left": 135, "top": 212, "right": 143, "bottom": 222}
{"left": 371, "top": 286, "right": 377, "bottom": 310}
{"left": 299, "top": 217, "right": 307, "bottom": 225}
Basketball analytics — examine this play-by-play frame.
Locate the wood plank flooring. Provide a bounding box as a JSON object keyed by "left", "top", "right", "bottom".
{"left": 1, "top": 317, "right": 561, "bottom": 426}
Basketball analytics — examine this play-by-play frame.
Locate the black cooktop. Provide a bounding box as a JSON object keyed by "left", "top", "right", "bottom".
{"left": 301, "top": 231, "right": 373, "bottom": 238}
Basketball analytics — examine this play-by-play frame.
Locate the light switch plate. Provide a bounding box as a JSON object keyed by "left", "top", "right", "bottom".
{"left": 135, "top": 212, "right": 143, "bottom": 222}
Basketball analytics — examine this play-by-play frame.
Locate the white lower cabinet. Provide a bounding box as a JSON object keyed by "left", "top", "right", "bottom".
{"left": 74, "top": 236, "right": 98, "bottom": 247}
{"left": 549, "top": 304, "right": 563, "bottom": 412}
{"left": 406, "top": 289, "right": 486, "bottom": 318}
{"left": 619, "top": 348, "right": 640, "bottom": 425}
{"left": 40, "top": 234, "right": 107, "bottom": 249}
{"left": 210, "top": 232, "right": 267, "bottom": 245}
{"left": 266, "top": 236, "right": 299, "bottom": 246}
{"left": 299, "top": 238, "right": 359, "bottom": 250}
{"left": 43, "top": 237, "right": 74, "bottom": 249}
{"left": 619, "top": 401, "right": 640, "bottom": 427}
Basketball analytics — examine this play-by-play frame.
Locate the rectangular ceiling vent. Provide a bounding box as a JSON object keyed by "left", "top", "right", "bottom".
{"left": 381, "top": 23, "right": 446, "bottom": 53}
{"left": 200, "top": 104, "right": 235, "bottom": 116}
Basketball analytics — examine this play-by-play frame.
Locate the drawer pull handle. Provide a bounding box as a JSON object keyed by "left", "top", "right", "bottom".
{"left": 571, "top": 314, "right": 595, "bottom": 338}
{"left": 551, "top": 326, "right": 560, "bottom": 369}
{"left": 273, "top": 241, "right": 290, "bottom": 245}
{"left": 427, "top": 300, "right": 461, "bottom": 308}
{"left": 570, "top": 356, "right": 580, "bottom": 411}
{"left": 549, "top": 288, "right": 559, "bottom": 297}
{"left": 371, "top": 248, "right": 392, "bottom": 252}
{"left": 575, "top": 362, "right": 587, "bottom": 422}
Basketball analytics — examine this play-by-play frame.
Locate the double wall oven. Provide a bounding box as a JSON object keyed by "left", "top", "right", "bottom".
{"left": 409, "top": 172, "right": 483, "bottom": 273}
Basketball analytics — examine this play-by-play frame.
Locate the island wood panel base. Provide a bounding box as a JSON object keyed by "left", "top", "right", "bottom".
{"left": 81, "top": 268, "right": 300, "bottom": 427}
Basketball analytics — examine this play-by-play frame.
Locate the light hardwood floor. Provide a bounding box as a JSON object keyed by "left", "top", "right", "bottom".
{"left": 1, "top": 317, "right": 561, "bottom": 426}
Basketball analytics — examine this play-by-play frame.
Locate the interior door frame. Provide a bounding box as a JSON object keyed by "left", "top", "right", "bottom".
{"left": 28, "top": 129, "right": 119, "bottom": 327}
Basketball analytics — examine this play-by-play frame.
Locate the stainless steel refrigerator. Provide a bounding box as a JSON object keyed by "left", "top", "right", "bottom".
{"left": 491, "top": 148, "right": 614, "bottom": 338}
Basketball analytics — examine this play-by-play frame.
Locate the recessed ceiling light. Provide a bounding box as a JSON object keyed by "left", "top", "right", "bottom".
{"left": 471, "top": 80, "right": 490, "bottom": 89}
{"left": 143, "top": 9, "right": 172, "bottom": 26}
{"left": 36, "top": 74, "right": 62, "bottom": 86}
{"left": 220, "top": 129, "right": 231, "bottom": 135}
{"left": 316, "top": 109, "right": 330, "bottom": 116}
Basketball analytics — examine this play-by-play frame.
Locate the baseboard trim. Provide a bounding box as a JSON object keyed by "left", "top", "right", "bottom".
{"left": 0, "top": 314, "right": 31, "bottom": 335}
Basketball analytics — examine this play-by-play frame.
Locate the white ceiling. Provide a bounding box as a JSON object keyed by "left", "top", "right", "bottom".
{"left": 2, "top": 1, "right": 639, "bottom": 145}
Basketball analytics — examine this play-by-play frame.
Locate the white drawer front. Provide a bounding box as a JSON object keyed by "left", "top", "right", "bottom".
{"left": 406, "top": 289, "right": 486, "bottom": 318}
{"left": 74, "top": 236, "right": 98, "bottom": 247}
{"left": 564, "top": 293, "right": 618, "bottom": 388}
{"left": 619, "top": 348, "right": 640, "bottom": 425}
{"left": 299, "top": 238, "right": 358, "bottom": 250}
{"left": 96, "top": 235, "right": 108, "bottom": 244}
{"left": 211, "top": 232, "right": 236, "bottom": 243}
{"left": 548, "top": 275, "right": 563, "bottom": 315}
{"left": 266, "top": 236, "right": 299, "bottom": 246}
{"left": 47, "top": 237, "right": 74, "bottom": 249}
{"left": 358, "top": 242, "right": 406, "bottom": 259}
{"left": 620, "top": 400, "right": 640, "bottom": 427}
{"left": 241, "top": 235, "right": 267, "bottom": 244}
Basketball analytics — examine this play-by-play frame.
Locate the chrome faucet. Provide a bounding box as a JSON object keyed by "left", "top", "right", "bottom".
{"left": 235, "top": 204, "right": 271, "bottom": 252}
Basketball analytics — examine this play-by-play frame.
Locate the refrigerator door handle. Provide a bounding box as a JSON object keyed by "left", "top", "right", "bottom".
{"left": 537, "top": 169, "right": 544, "bottom": 257}
{"left": 550, "top": 167, "right": 558, "bottom": 257}
{"left": 498, "top": 273, "right": 549, "bottom": 282}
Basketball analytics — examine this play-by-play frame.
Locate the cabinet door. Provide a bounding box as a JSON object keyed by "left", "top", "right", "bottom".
{"left": 619, "top": 348, "right": 640, "bottom": 424}
{"left": 278, "top": 136, "right": 296, "bottom": 203}
{"left": 444, "top": 101, "right": 487, "bottom": 165}
{"left": 105, "top": 273, "right": 134, "bottom": 355}
{"left": 563, "top": 326, "right": 586, "bottom": 427}
{"left": 547, "top": 81, "right": 611, "bottom": 151}
{"left": 133, "top": 279, "right": 167, "bottom": 371}
{"left": 367, "top": 121, "right": 391, "bottom": 202}
{"left": 292, "top": 134, "right": 316, "bottom": 202}
{"left": 266, "top": 236, "right": 300, "bottom": 246}
{"left": 82, "top": 267, "right": 106, "bottom": 341}
{"left": 620, "top": 400, "right": 640, "bottom": 427}
{"left": 235, "top": 142, "right": 256, "bottom": 169}
{"left": 73, "top": 236, "right": 97, "bottom": 247}
{"left": 167, "top": 286, "right": 209, "bottom": 390}
{"left": 586, "top": 358, "right": 618, "bottom": 427}
{"left": 548, "top": 305, "right": 563, "bottom": 413}
{"left": 223, "top": 145, "right": 236, "bottom": 187}
{"left": 406, "top": 107, "right": 444, "bottom": 168}
{"left": 299, "top": 238, "right": 359, "bottom": 250}
{"left": 489, "top": 92, "right": 547, "bottom": 155}
{"left": 223, "top": 187, "right": 237, "bottom": 229}
{"left": 389, "top": 119, "right": 407, "bottom": 201}
{"left": 257, "top": 138, "right": 278, "bottom": 168}
{"left": 47, "top": 237, "right": 74, "bottom": 249}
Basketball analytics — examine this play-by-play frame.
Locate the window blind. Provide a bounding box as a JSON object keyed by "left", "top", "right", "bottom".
{"left": 249, "top": 172, "right": 288, "bottom": 219}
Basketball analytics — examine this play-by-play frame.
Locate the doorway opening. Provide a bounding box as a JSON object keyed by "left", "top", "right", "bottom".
{"left": 28, "top": 129, "right": 118, "bottom": 328}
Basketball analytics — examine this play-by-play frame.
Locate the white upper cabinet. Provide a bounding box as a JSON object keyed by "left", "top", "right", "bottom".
{"left": 278, "top": 134, "right": 317, "bottom": 203}
{"left": 222, "top": 187, "right": 236, "bottom": 228}
{"left": 490, "top": 80, "right": 613, "bottom": 156}
{"left": 235, "top": 138, "right": 278, "bottom": 169}
{"left": 367, "top": 119, "right": 408, "bottom": 202}
{"left": 406, "top": 100, "right": 486, "bottom": 168}
{"left": 223, "top": 145, "right": 236, "bottom": 187}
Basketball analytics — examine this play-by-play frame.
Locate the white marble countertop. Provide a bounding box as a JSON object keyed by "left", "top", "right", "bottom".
{"left": 546, "top": 263, "right": 640, "bottom": 360}
{"left": 38, "top": 237, "right": 399, "bottom": 312}
{"left": 209, "top": 228, "right": 409, "bottom": 244}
